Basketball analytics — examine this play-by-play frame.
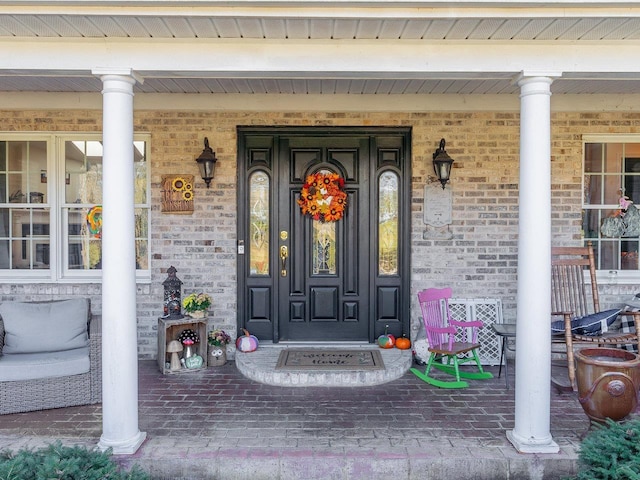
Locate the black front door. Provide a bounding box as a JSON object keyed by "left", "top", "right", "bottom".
{"left": 278, "top": 135, "right": 370, "bottom": 341}
{"left": 237, "top": 127, "right": 411, "bottom": 343}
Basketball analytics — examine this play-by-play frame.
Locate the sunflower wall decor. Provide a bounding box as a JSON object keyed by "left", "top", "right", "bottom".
{"left": 161, "top": 174, "right": 194, "bottom": 214}
{"left": 297, "top": 172, "right": 347, "bottom": 222}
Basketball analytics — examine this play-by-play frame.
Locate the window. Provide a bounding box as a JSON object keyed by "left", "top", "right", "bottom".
{"left": 0, "top": 134, "right": 150, "bottom": 282}
{"left": 248, "top": 170, "right": 269, "bottom": 275}
{"left": 583, "top": 136, "right": 640, "bottom": 275}
{"left": 378, "top": 171, "right": 399, "bottom": 275}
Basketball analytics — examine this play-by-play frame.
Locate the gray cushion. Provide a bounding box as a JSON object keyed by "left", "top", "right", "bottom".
{"left": 0, "top": 347, "right": 90, "bottom": 381}
{"left": 0, "top": 299, "right": 89, "bottom": 354}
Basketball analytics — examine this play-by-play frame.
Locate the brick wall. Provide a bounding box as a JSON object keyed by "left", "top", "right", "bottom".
{"left": 1, "top": 109, "right": 639, "bottom": 358}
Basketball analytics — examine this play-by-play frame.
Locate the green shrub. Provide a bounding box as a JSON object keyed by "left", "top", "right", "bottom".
{"left": 574, "top": 417, "right": 640, "bottom": 480}
{"left": 0, "top": 441, "right": 149, "bottom": 480}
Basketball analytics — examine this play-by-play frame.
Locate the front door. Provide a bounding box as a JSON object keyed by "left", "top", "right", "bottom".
{"left": 237, "top": 127, "right": 411, "bottom": 343}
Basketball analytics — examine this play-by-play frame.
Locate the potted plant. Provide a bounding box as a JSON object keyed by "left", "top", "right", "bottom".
{"left": 207, "top": 329, "right": 231, "bottom": 367}
{"left": 182, "top": 292, "right": 212, "bottom": 318}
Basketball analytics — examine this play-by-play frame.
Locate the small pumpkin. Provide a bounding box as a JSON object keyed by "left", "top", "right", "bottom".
{"left": 236, "top": 328, "right": 259, "bottom": 352}
{"left": 395, "top": 336, "right": 411, "bottom": 350}
{"left": 377, "top": 324, "right": 395, "bottom": 349}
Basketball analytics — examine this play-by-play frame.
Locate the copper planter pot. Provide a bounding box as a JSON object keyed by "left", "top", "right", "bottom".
{"left": 575, "top": 348, "right": 640, "bottom": 424}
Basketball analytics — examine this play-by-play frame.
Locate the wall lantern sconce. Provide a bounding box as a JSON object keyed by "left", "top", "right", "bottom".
{"left": 432, "top": 138, "right": 454, "bottom": 189}
{"left": 195, "top": 137, "right": 217, "bottom": 188}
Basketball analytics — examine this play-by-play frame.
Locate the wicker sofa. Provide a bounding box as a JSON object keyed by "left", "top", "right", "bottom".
{"left": 0, "top": 299, "right": 102, "bottom": 415}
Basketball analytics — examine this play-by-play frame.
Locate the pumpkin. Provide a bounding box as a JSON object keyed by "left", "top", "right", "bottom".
{"left": 236, "top": 328, "right": 259, "bottom": 352}
{"left": 395, "top": 336, "right": 411, "bottom": 350}
{"left": 377, "top": 324, "right": 395, "bottom": 349}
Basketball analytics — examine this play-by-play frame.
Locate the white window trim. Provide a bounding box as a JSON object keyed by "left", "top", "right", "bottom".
{"left": 0, "top": 132, "right": 151, "bottom": 284}
{"left": 594, "top": 269, "right": 639, "bottom": 285}
{"left": 583, "top": 134, "right": 640, "bottom": 282}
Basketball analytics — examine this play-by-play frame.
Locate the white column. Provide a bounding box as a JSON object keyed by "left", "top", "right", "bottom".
{"left": 506, "top": 75, "right": 560, "bottom": 454}
{"left": 93, "top": 69, "right": 146, "bottom": 455}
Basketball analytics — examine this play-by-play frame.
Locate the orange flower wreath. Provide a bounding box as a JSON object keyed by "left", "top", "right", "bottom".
{"left": 297, "top": 172, "right": 347, "bottom": 222}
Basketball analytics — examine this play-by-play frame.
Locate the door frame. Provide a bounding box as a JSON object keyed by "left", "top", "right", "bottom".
{"left": 237, "top": 126, "right": 412, "bottom": 343}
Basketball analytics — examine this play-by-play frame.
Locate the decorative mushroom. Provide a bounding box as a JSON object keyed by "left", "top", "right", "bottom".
{"left": 167, "top": 340, "right": 184, "bottom": 371}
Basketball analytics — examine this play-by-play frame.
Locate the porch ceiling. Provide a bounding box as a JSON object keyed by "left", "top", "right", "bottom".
{"left": 3, "top": 75, "right": 640, "bottom": 96}
{"left": 1, "top": 2, "right": 640, "bottom": 95}
{"left": 2, "top": 13, "right": 640, "bottom": 41}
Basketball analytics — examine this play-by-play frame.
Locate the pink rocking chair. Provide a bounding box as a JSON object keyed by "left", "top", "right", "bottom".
{"left": 411, "top": 287, "right": 493, "bottom": 388}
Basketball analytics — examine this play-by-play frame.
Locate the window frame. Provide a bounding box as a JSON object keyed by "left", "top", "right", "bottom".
{"left": 583, "top": 134, "right": 640, "bottom": 284}
{"left": 0, "top": 132, "right": 151, "bottom": 283}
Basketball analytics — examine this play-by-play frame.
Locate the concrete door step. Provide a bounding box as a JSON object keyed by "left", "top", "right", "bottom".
{"left": 235, "top": 343, "right": 412, "bottom": 386}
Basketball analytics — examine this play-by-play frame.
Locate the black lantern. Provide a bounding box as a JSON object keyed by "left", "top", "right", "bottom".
{"left": 195, "top": 137, "right": 217, "bottom": 188}
{"left": 432, "top": 138, "right": 454, "bottom": 189}
{"left": 162, "top": 265, "right": 183, "bottom": 319}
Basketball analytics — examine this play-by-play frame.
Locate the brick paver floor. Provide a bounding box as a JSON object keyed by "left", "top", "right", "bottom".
{"left": 0, "top": 359, "right": 595, "bottom": 479}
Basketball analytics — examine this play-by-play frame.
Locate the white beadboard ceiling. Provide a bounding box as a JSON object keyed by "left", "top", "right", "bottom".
{"left": 3, "top": 15, "right": 640, "bottom": 40}
{"left": 2, "top": 12, "right": 640, "bottom": 95}
{"left": 3, "top": 75, "right": 640, "bottom": 96}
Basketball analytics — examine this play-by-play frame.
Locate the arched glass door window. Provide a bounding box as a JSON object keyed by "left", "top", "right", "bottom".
{"left": 379, "top": 171, "right": 399, "bottom": 275}
{"left": 249, "top": 171, "right": 269, "bottom": 275}
{"left": 310, "top": 168, "right": 339, "bottom": 276}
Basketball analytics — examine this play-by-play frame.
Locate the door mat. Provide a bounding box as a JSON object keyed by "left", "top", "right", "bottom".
{"left": 275, "top": 349, "right": 385, "bottom": 370}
